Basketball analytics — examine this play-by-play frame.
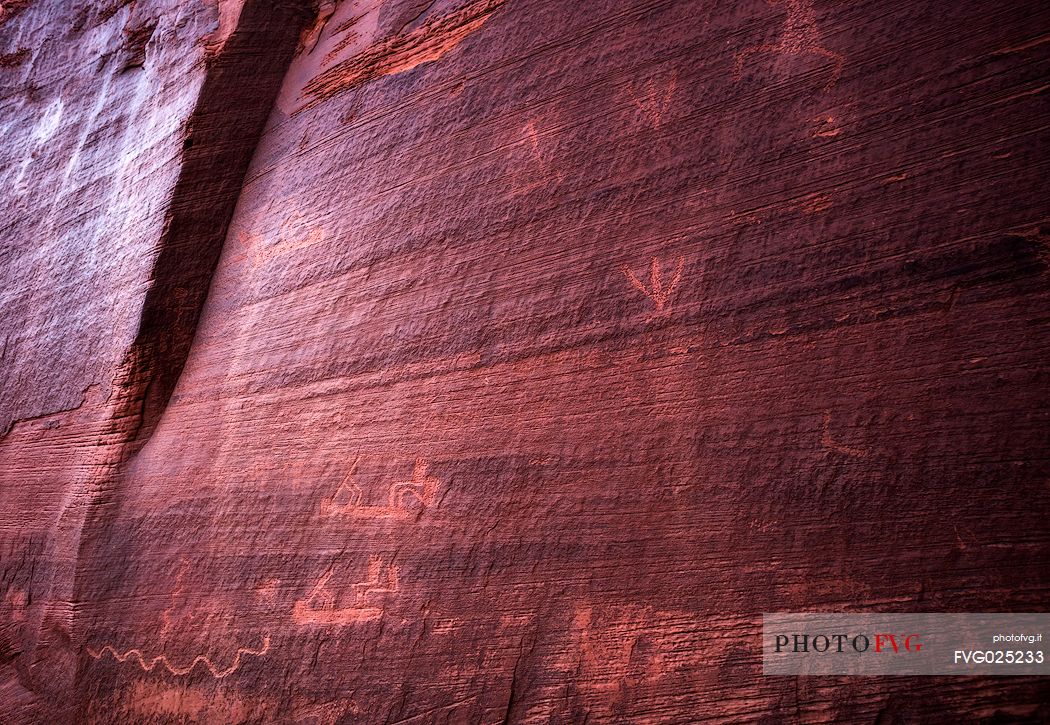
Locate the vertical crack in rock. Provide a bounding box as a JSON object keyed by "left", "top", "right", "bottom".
{"left": 23, "top": 0, "right": 315, "bottom": 712}
{"left": 129, "top": 1, "right": 314, "bottom": 452}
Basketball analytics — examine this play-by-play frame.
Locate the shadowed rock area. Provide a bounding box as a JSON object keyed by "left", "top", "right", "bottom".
{"left": 0, "top": 0, "right": 1048, "bottom": 721}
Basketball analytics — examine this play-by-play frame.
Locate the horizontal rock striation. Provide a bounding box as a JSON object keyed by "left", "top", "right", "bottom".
{"left": 1, "top": 0, "right": 1048, "bottom": 721}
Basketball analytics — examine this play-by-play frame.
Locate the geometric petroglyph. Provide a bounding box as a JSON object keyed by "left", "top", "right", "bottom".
{"left": 228, "top": 210, "right": 325, "bottom": 270}
{"left": 626, "top": 72, "right": 677, "bottom": 129}
{"left": 321, "top": 457, "right": 441, "bottom": 518}
{"left": 159, "top": 558, "right": 190, "bottom": 639}
{"left": 820, "top": 410, "right": 868, "bottom": 458}
{"left": 572, "top": 605, "right": 642, "bottom": 691}
{"left": 623, "top": 256, "right": 685, "bottom": 312}
{"left": 512, "top": 120, "right": 565, "bottom": 194}
{"left": 734, "top": 0, "right": 844, "bottom": 91}
{"left": 6, "top": 589, "right": 27, "bottom": 622}
{"left": 292, "top": 556, "right": 399, "bottom": 626}
{"left": 85, "top": 634, "right": 271, "bottom": 679}
{"left": 812, "top": 114, "right": 841, "bottom": 138}
{"left": 388, "top": 458, "right": 441, "bottom": 511}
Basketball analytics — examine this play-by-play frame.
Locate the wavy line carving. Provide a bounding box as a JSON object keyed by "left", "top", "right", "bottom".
{"left": 86, "top": 634, "right": 270, "bottom": 679}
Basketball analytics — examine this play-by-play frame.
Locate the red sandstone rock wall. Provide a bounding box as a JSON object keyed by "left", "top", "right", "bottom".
{"left": 1, "top": 0, "right": 1048, "bottom": 722}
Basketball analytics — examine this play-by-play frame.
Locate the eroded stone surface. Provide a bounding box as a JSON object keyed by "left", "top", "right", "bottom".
{"left": 1, "top": 0, "right": 1049, "bottom": 722}
{"left": 0, "top": 0, "right": 307, "bottom": 719}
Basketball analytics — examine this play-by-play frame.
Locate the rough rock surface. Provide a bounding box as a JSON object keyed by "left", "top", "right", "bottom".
{"left": 1, "top": 0, "right": 1048, "bottom": 722}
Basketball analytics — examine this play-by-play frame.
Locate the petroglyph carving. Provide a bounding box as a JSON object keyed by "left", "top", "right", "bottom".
{"left": 86, "top": 634, "right": 270, "bottom": 678}
{"left": 623, "top": 257, "right": 685, "bottom": 312}
{"left": 388, "top": 458, "right": 440, "bottom": 509}
{"left": 321, "top": 457, "right": 441, "bottom": 517}
{"left": 352, "top": 556, "right": 400, "bottom": 600}
{"left": 571, "top": 605, "right": 661, "bottom": 695}
{"left": 512, "top": 120, "right": 564, "bottom": 193}
{"left": 821, "top": 411, "right": 868, "bottom": 458}
{"left": 734, "top": 0, "right": 844, "bottom": 90}
{"left": 228, "top": 210, "right": 324, "bottom": 269}
{"left": 159, "top": 558, "right": 190, "bottom": 638}
{"left": 813, "top": 114, "right": 841, "bottom": 137}
{"left": 5, "top": 589, "right": 26, "bottom": 621}
{"left": 321, "top": 455, "right": 364, "bottom": 512}
{"left": 627, "top": 73, "right": 677, "bottom": 129}
{"left": 292, "top": 556, "right": 399, "bottom": 626}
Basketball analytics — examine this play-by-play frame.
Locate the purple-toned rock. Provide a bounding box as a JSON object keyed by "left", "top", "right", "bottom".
{"left": 1, "top": 0, "right": 1047, "bottom": 721}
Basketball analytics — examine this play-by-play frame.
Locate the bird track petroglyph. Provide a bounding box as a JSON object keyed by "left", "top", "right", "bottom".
{"left": 623, "top": 257, "right": 685, "bottom": 312}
